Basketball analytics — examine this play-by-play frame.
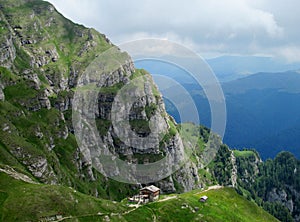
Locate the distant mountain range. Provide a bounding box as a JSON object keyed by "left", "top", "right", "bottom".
{"left": 136, "top": 59, "right": 300, "bottom": 159}
{"left": 135, "top": 55, "right": 300, "bottom": 83}
{"left": 222, "top": 71, "right": 300, "bottom": 159}
{"left": 206, "top": 55, "right": 300, "bottom": 82}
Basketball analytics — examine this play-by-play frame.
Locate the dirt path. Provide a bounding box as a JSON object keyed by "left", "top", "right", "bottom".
{"left": 123, "top": 205, "right": 141, "bottom": 215}
{"left": 206, "top": 185, "right": 223, "bottom": 191}
{"left": 157, "top": 195, "right": 177, "bottom": 202}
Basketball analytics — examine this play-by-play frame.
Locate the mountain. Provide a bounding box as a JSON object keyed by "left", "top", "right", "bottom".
{"left": 234, "top": 151, "right": 300, "bottom": 221}
{"left": 135, "top": 56, "right": 300, "bottom": 83}
{"left": 0, "top": 0, "right": 138, "bottom": 200}
{"left": 0, "top": 0, "right": 299, "bottom": 221}
{"left": 222, "top": 71, "right": 300, "bottom": 159}
{"left": 135, "top": 59, "right": 300, "bottom": 160}
{"left": 135, "top": 59, "right": 196, "bottom": 84}
{"left": 0, "top": 0, "right": 216, "bottom": 200}
{"left": 206, "top": 55, "right": 300, "bottom": 82}
{"left": 154, "top": 70, "right": 300, "bottom": 160}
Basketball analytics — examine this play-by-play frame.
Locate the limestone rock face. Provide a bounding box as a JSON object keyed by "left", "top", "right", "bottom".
{"left": 0, "top": 0, "right": 205, "bottom": 197}
{"left": 173, "top": 160, "right": 200, "bottom": 192}
{"left": 230, "top": 151, "right": 238, "bottom": 187}
{"left": 268, "top": 188, "right": 294, "bottom": 213}
{"left": 0, "top": 83, "right": 4, "bottom": 101}
{"left": 0, "top": 35, "right": 16, "bottom": 68}
{"left": 10, "top": 146, "right": 58, "bottom": 184}
{"left": 0, "top": 0, "right": 208, "bottom": 200}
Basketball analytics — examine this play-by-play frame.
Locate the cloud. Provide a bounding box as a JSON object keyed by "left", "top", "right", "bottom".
{"left": 47, "top": 0, "right": 300, "bottom": 61}
{"left": 276, "top": 46, "right": 300, "bottom": 63}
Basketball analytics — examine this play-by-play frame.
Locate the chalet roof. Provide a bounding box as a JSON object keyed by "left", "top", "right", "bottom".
{"left": 200, "top": 195, "right": 208, "bottom": 200}
{"left": 140, "top": 185, "right": 160, "bottom": 193}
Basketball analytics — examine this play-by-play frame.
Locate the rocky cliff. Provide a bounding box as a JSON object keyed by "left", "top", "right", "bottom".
{"left": 233, "top": 150, "right": 300, "bottom": 221}
{"left": 0, "top": 0, "right": 206, "bottom": 197}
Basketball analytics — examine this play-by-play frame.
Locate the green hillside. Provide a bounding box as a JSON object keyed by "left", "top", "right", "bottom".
{"left": 0, "top": 167, "right": 277, "bottom": 222}
{"left": 121, "top": 188, "right": 278, "bottom": 222}
{"left": 0, "top": 167, "right": 129, "bottom": 221}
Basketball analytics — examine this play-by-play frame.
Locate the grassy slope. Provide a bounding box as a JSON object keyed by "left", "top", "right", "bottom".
{"left": 233, "top": 150, "right": 255, "bottom": 158}
{"left": 0, "top": 171, "right": 128, "bottom": 221}
{"left": 121, "top": 188, "right": 278, "bottom": 222}
{"left": 0, "top": 169, "right": 278, "bottom": 222}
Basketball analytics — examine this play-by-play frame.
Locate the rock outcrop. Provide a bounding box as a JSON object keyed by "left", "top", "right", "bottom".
{"left": 0, "top": 83, "right": 4, "bottom": 101}
{"left": 268, "top": 188, "right": 294, "bottom": 212}
{"left": 10, "top": 146, "right": 58, "bottom": 184}
{"left": 0, "top": 0, "right": 203, "bottom": 197}
{"left": 0, "top": 35, "right": 16, "bottom": 68}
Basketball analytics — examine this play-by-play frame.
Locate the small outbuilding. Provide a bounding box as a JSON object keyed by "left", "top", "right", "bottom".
{"left": 139, "top": 185, "right": 160, "bottom": 202}
{"left": 199, "top": 195, "right": 208, "bottom": 202}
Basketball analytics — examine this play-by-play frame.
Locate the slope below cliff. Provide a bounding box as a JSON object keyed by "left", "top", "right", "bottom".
{"left": 0, "top": 167, "right": 278, "bottom": 222}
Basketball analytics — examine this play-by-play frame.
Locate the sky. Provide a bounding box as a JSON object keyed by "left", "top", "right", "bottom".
{"left": 47, "top": 0, "right": 300, "bottom": 62}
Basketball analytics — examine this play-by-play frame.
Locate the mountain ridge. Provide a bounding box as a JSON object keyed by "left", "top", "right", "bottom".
{"left": 159, "top": 70, "right": 300, "bottom": 159}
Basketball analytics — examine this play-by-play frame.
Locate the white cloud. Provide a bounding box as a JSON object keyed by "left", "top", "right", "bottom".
{"left": 47, "top": 0, "right": 299, "bottom": 61}
{"left": 276, "top": 46, "right": 300, "bottom": 63}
